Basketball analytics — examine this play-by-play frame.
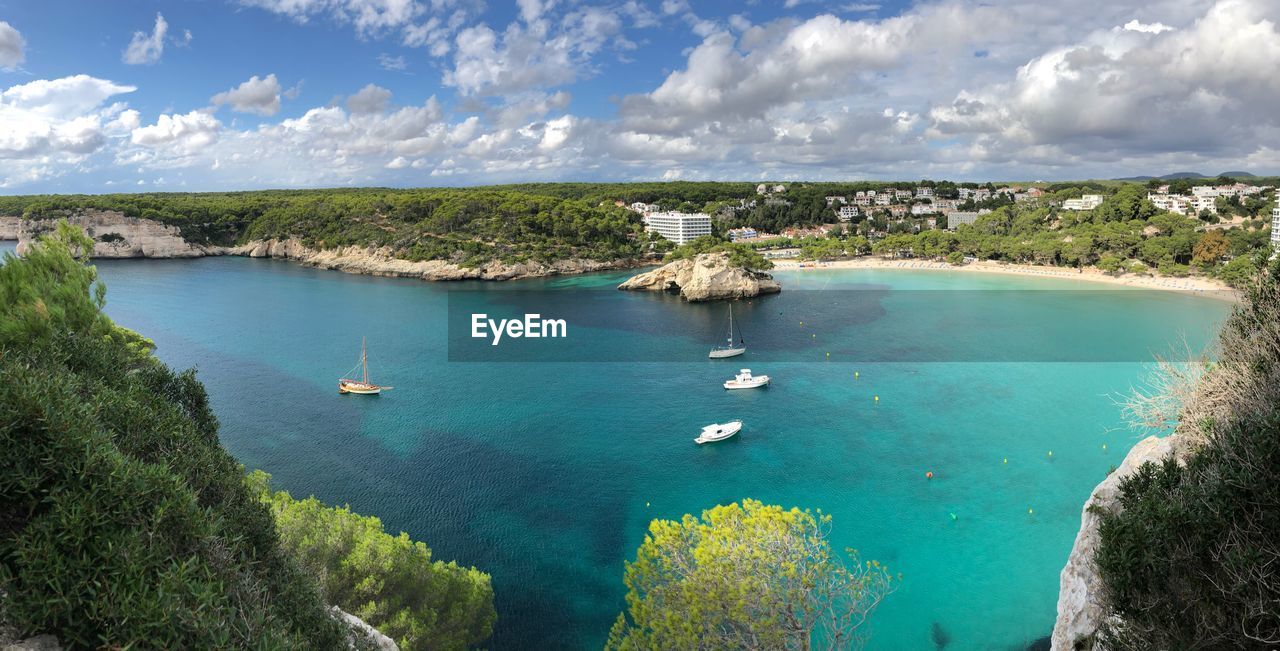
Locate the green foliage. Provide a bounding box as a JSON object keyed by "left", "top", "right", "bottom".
{"left": 664, "top": 235, "right": 773, "bottom": 270}
{"left": 607, "top": 499, "right": 895, "bottom": 650}
{"left": 2, "top": 188, "right": 646, "bottom": 265}
{"left": 1095, "top": 261, "right": 1280, "bottom": 649}
{"left": 0, "top": 226, "right": 347, "bottom": 648}
{"left": 247, "top": 471, "right": 496, "bottom": 650}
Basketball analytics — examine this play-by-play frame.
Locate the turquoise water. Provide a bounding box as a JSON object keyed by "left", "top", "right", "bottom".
{"left": 65, "top": 251, "right": 1228, "bottom": 650}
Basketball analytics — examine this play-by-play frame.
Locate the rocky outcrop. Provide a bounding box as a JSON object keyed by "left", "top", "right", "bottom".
{"left": 0, "top": 216, "right": 19, "bottom": 240}
{"left": 332, "top": 607, "right": 399, "bottom": 651}
{"left": 233, "top": 237, "right": 643, "bottom": 281}
{"left": 617, "top": 252, "right": 781, "bottom": 301}
{"left": 15, "top": 212, "right": 213, "bottom": 258}
{"left": 1051, "top": 435, "right": 1183, "bottom": 651}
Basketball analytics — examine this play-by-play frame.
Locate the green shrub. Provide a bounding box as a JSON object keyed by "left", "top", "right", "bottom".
{"left": 0, "top": 226, "right": 345, "bottom": 648}
{"left": 1096, "top": 261, "right": 1280, "bottom": 649}
{"left": 664, "top": 235, "right": 774, "bottom": 270}
{"left": 248, "top": 472, "right": 497, "bottom": 650}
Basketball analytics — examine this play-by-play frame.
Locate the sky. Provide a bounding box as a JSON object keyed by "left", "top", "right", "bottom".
{"left": 0, "top": 0, "right": 1278, "bottom": 192}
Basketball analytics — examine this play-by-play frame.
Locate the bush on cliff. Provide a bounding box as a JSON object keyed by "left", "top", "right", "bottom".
{"left": 1096, "top": 260, "right": 1280, "bottom": 649}
{"left": 1, "top": 225, "right": 496, "bottom": 649}
{"left": 0, "top": 224, "right": 348, "bottom": 647}
{"left": 664, "top": 235, "right": 774, "bottom": 271}
{"left": 248, "top": 471, "right": 496, "bottom": 650}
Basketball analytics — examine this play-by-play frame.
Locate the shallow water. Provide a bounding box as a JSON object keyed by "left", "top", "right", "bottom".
{"left": 81, "top": 253, "right": 1227, "bottom": 650}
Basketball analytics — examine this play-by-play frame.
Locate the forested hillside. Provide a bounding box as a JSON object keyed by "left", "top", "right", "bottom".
{"left": 0, "top": 225, "right": 495, "bottom": 649}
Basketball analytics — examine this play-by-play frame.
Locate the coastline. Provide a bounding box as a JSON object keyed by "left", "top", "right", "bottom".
{"left": 772, "top": 257, "right": 1238, "bottom": 301}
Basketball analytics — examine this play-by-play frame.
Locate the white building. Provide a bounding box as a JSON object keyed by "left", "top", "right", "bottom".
{"left": 629, "top": 201, "right": 657, "bottom": 214}
{"left": 916, "top": 187, "right": 934, "bottom": 198}
{"left": 643, "top": 212, "right": 712, "bottom": 245}
{"left": 911, "top": 203, "right": 935, "bottom": 215}
{"left": 875, "top": 194, "right": 892, "bottom": 206}
{"left": 727, "top": 227, "right": 758, "bottom": 241}
{"left": 837, "top": 205, "right": 860, "bottom": 222}
{"left": 1062, "top": 194, "right": 1104, "bottom": 211}
{"left": 947, "top": 211, "right": 979, "bottom": 229}
{"left": 1272, "top": 206, "right": 1280, "bottom": 249}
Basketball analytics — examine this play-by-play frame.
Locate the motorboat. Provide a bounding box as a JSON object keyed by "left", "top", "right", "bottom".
{"left": 724, "top": 369, "right": 769, "bottom": 390}
{"left": 695, "top": 420, "right": 742, "bottom": 444}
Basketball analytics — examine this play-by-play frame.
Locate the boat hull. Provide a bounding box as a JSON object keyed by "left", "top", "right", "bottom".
{"left": 339, "top": 381, "right": 382, "bottom": 395}
{"left": 709, "top": 347, "right": 746, "bottom": 359}
{"left": 724, "top": 377, "right": 769, "bottom": 389}
{"left": 695, "top": 421, "right": 743, "bottom": 444}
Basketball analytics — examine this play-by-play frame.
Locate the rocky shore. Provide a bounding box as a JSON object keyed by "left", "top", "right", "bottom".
{"left": 12, "top": 212, "right": 644, "bottom": 281}
{"left": 617, "top": 252, "right": 782, "bottom": 301}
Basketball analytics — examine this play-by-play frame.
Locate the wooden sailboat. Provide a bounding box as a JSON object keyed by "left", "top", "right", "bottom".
{"left": 339, "top": 337, "right": 392, "bottom": 395}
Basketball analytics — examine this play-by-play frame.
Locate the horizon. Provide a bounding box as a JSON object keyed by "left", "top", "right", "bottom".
{"left": 1, "top": 0, "right": 1279, "bottom": 193}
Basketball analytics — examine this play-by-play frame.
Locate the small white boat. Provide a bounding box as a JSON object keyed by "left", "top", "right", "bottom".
{"left": 695, "top": 420, "right": 742, "bottom": 444}
{"left": 709, "top": 303, "right": 747, "bottom": 358}
{"left": 724, "top": 369, "right": 769, "bottom": 390}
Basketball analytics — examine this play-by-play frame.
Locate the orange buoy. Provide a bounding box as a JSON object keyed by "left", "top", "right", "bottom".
{"left": 926, "top": 471, "right": 934, "bottom": 479}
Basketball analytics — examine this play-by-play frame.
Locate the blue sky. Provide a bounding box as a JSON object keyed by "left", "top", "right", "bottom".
{"left": 0, "top": 0, "right": 1278, "bottom": 192}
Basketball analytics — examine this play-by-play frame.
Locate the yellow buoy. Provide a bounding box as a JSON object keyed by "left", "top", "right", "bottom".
{"left": 874, "top": 395, "right": 879, "bottom": 402}
{"left": 1102, "top": 444, "right": 1108, "bottom": 450}
{"left": 826, "top": 352, "right": 830, "bottom": 357}
{"left": 855, "top": 371, "right": 859, "bottom": 378}
{"left": 1003, "top": 458, "right": 1008, "bottom": 464}
{"left": 1028, "top": 508, "right": 1034, "bottom": 515}
{"left": 645, "top": 502, "right": 650, "bottom": 507}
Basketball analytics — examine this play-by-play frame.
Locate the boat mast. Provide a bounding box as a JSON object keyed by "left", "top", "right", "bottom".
{"left": 726, "top": 304, "right": 734, "bottom": 344}
{"left": 361, "top": 336, "right": 369, "bottom": 384}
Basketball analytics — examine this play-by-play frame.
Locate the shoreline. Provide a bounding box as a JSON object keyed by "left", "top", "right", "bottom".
{"left": 771, "top": 257, "right": 1239, "bottom": 301}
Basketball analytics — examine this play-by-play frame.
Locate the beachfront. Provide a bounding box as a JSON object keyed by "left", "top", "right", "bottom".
{"left": 773, "top": 257, "right": 1237, "bottom": 298}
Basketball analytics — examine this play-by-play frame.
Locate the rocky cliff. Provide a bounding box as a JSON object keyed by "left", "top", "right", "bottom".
{"left": 234, "top": 238, "right": 642, "bottom": 280}
{"left": 15, "top": 212, "right": 213, "bottom": 258}
{"left": 1050, "top": 435, "right": 1184, "bottom": 651}
{"left": 13, "top": 213, "right": 643, "bottom": 281}
{"left": 0, "top": 216, "right": 19, "bottom": 240}
{"left": 617, "top": 252, "right": 782, "bottom": 301}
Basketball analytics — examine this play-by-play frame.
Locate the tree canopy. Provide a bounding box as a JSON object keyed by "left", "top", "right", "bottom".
{"left": 607, "top": 500, "right": 895, "bottom": 651}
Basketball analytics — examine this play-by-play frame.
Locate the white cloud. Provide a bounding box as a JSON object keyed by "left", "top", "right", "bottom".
{"left": 377, "top": 53, "right": 407, "bottom": 70}
{"left": 211, "top": 74, "right": 283, "bottom": 115}
{"left": 1122, "top": 19, "right": 1175, "bottom": 33}
{"left": 130, "top": 110, "right": 222, "bottom": 157}
{"left": 0, "top": 21, "right": 24, "bottom": 70}
{"left": 346, "top": 83, "right": 393, "bottom": 114}
{"left": 0, "top": 76, "right": 135, "bottom": 186}
{"left": 929, "top": 0, "right": 1280, "bottom": 163}
{"left": 123, "top": 13, "right": 169, "bottom": 65}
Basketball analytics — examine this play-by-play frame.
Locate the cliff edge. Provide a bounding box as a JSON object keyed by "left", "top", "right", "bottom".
{"left": 1051, "top": 435, "right": 1186, "bottom": 650}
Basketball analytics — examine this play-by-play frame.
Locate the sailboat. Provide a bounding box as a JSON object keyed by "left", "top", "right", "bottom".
{"left": 338, "top": 337, "right": 392, "bottom": 395}
{"left": 708, "top": 303, "right": 747, "bottom": 358}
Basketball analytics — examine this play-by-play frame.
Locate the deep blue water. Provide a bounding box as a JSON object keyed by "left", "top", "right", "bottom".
{"left": 55, "top": 250, "right": 1229, "bottom": 650}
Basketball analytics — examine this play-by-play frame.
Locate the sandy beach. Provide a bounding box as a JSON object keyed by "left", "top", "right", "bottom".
{"left": 772, "top": 257, "right": 1238, "bottom": 300}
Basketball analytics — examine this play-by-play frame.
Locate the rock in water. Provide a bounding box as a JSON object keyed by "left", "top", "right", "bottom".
{"left": 617, "top": 252, "right": 781, "bottom": 302}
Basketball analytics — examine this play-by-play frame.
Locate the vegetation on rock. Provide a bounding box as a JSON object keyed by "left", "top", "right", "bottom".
{"left": 1096, "top": 260, "right": 1280, "bottom": 648}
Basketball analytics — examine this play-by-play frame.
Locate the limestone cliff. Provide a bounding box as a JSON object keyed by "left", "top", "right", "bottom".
{"left": 234, "top": 237, "right": 643, "bottom": 280}
{"left": 617, "top": 252, "right": 782, "bottom": 301}
{"left": 1050, "top": 435, "right": 1185, "bottom": 651}
{"left": 0, "top": 216, "right": 19, "bottom": 240}
{"left": 15, "top": 212, "right": 213, "bottom": 258}
{"left": 13, "top": 212, "right": 643, "bottom": 281}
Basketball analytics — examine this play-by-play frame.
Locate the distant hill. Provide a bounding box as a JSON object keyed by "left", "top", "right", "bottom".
{"left": 1113, "top": 170, "right": 1258, "bottom": 181}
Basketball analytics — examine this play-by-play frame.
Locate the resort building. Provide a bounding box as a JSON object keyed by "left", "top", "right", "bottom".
{"left": 1062, "top": 194, "right": 1104, "bottom": 210}
{"left": 727, "top": 227, "right": 758, "bottom": 241}
{"left": 1272, "top": 206, "right": 1280, "bottom": 249}
{"left": 947, "top": 211, "right": 980, "bottom": 229}
{"left": 837, "top": 205, "right": 860, "bottom": 222}
{"left": 643, "top": 211, "right": 712, "bottom": 245}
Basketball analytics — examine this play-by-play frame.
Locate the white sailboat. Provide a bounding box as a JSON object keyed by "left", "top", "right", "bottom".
{"left": 708, "top": 303, "right": 746, "bottom": 358}
{"left": 695, "top": 420, "right": 742, "bottom": 444}
{"left": 724, "top": 369, "right": 769, "bottom": 390}
{"left": 338, "top": 337, "right": 392, "bottom": 395}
